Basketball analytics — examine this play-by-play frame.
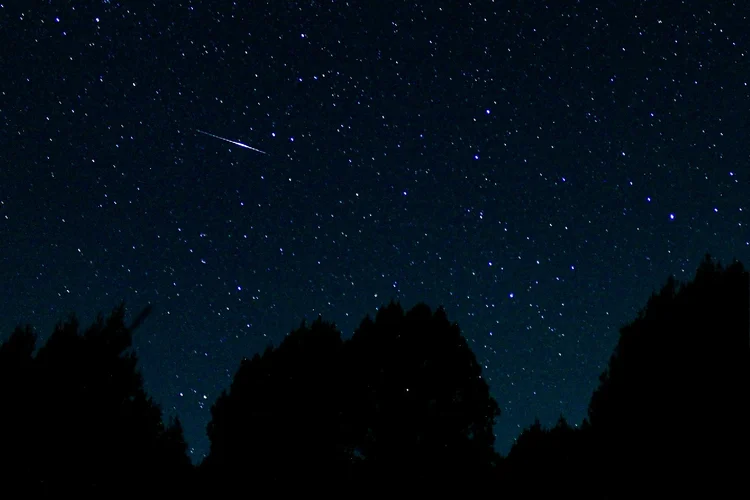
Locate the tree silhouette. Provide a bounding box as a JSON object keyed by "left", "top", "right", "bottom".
{"left": 203, "top": 316, "right": 350, "bottom": 491}
{"left": 587, "top": 254, "right": 750, "bottom": 496}
{"left": 0, "top": 324, "right": 38, "bottom": 481}
{"left": 504, "top": 416, "right": 593, "bottom": 496}
{"left": 0, "top": 303, "right": 192, "bottom": 494}
{"left": 203, "top": 301, "right": 500, "bottom": 491}
{"left": 7, "top": 254, "right": 745, "bottom": 494}
{"left": 342, "top": 301, "right": 500, "bottom": 488}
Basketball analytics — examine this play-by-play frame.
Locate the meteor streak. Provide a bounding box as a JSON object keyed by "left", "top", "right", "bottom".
{"left": 194, "top": 129, "right": 268, "bottom": 155}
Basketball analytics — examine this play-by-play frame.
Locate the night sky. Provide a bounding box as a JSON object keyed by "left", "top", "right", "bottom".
{"left": 2, "top": 1, "right": 748, "bottom": 461}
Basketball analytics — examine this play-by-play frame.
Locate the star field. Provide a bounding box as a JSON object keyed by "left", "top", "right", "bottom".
{"left": 1, "top": 1, "right": 748, "bottom": 461}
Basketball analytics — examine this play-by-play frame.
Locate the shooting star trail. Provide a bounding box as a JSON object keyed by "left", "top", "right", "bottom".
{"left": 194, "top": 129, "right": 268, "bottom": 155}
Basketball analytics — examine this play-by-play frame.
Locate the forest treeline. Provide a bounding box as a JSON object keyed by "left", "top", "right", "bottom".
{"left": 1, "top": 254, "right": 748, "bottom": 495}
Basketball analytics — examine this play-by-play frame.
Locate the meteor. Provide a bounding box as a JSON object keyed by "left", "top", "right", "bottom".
{"left": 194, "top": 129, "right": 268, "bottom": 155}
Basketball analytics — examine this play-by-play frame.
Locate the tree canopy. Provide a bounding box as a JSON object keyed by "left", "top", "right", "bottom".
{"left": 1, "top": 255, "right": 747, "bottom": 495}
{"left": 585, "top": 254, "right": 749, "bottom": 495}
{"left": 0, "top": 303, "right": 191, "bottom": 494}
{"left": 202, "top": 301, "right": 500, "bottom": 492}
{"left": 203, "top": 315, "right": 349, "bottom": 490}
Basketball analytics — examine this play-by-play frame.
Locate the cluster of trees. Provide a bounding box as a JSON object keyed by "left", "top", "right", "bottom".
{"left": 0, "top": 304, "right": 191, "bottom": 494}
{"left": 200, "top": 301, "right": 500, "bottom": 493}
{"left": 504, "top": 255, "right": 749, "bottom": 496}
{"left": 1, "top": 254, "right": 747, "bottom": 494}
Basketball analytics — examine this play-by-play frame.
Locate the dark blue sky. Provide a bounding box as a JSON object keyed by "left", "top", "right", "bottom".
{"left": 2, "top": 1, "right": 748, "bottom": 461}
